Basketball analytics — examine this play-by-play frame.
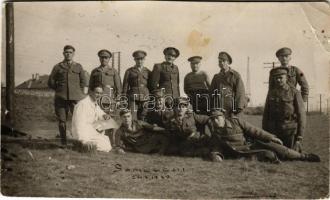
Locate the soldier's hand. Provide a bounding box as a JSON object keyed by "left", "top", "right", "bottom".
{"left": 271, "top": 137, "right": 283, "bottom": 145}
{"left": 293, "top": 141, "right": 302, "bottom": 153}
{"left": 103, "top": 114, "right": 111, "bottom": 120}
{"left": 83, "top": 87, "right": 88, "bottom": 94}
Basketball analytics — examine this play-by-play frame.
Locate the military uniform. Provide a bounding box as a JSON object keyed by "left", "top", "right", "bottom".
{"left": 165, "top": 112, "right": 210, "bottom": 156}
{"left": 48, "top": 58, "right": 88, "bottom": 145}
{"left": 210, "top": 67, "right": 246, "bottom": 116}
{"left": 208, "top": 111, "right": 319, "bottom": 162}
{"left": 270, "top": 47, "right": 309, "bottom": 102}
{"left": 269, "top": 66, "right": 309, "bottom": 102}
{"left": 89, "top": 66, "right": 122, "bottom": 97}
{"left": 150, "top": 47, "right": 180, "bottom": 99}
{"left": 263, "top": 67, "right": 306, "bottom": 150}
{"left": 115, "top": 120, "right": 169, "bottom": 154}
{"left": 184, "top": 56, "right": 211, "bottom": 114}
{"left": 122, "top": 51, "right": 151, "bottom": 120}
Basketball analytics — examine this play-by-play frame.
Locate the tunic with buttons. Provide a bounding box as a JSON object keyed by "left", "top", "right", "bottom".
{"left": 48, "top": 61, "right": 88, "bottom": 100}
{"left": 262, "top": 84, "right": 306, "bottom": 139}
{"left": 268, "top": 66, "right": 309, "bottom": 102}
{"left": 210, "top": 68, "right": 246, "bottom": 114}
{"left": 150, "top": 62, "right": 180, "bottom": 98}
{"left": 122, "top": 66, "right": 151, "bottom": 101}
{"left": 89, "top": 66, "right": 122, "bottom": 97}
{"left": 184, "top": 71, "right": 210, "bottom": 95}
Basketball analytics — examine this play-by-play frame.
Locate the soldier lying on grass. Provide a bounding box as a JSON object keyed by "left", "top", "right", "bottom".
{"left": 207, "top": 109, "right": 320, "bottom": 163}
{"left": 114, "top": 109, "right": 169, "bottom": 154}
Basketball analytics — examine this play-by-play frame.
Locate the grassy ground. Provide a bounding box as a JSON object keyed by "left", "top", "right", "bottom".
{"left": 1, "top": 94, "right": 329, "bottom": 198}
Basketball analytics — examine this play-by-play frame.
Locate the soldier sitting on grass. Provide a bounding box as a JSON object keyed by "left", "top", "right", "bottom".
{"left": 114, "top": 109, "right": 169, "bottom": 155}
{"left": 207, "top": 109, "right": 320, "bottom": 163}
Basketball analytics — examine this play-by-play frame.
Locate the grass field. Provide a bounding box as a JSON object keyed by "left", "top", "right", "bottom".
{"left": 1, "top": 94, "right": 329, "bottom": 198}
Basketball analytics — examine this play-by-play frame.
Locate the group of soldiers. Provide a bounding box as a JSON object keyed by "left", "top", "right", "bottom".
{"left": 48, "top": 45, "right": 320, "bottom": 163}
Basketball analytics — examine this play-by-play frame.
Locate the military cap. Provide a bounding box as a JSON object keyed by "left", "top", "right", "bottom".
{"left": 188, "top": 56, "right": 202, "bottom": 63}
{"left": 210, "top": 109, "right": 225, "bottom": 118}
{"left": 119, "top": 109, "right": 131, "bottom": 116}
{"left": 173, "top": 97, "right": 189, "bottom": 107}
{"left": 276, "top": 47, "right": 292, "bottom": 57}
{"left": 63, "top": 45, "right": 75, "bottom": 52}
{"left": 218, "top": 52, "right": 232, "bottom": 64}
{"left": 270, "top": 67, "right": 289, "bottom": 76}
{"left": 98, "top": 49, "right": 112, "bottom": 58}
{"left": 163, "top": 47, "right": 180, "bottom": 58}
{"left": 132, "top": 50, "right": 147, "bottom": 59}
{"left": 152, "top": 89, "right": 164, "bottom": 98}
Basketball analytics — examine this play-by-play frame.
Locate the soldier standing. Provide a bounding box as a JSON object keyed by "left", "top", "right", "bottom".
{"left": 210, "top": 52, "right": 246, "bottom": 116}
{"left": 262, "top": 67, "right": 306, "bottom": 152}
{"left": 269, "top": 47, "right": 309, "bottom": 102}
{"left": 150, "top": 47, "right": 180, "bottom": 105}
{"left": 184, "top": 56, "right": 211, "bottom": 114}
{"left": 89, "top": 49, "right": 122, "bottom": 100}
{"left": 122, "top": 50, "right": 151, "bottom": 120}
{"left": 48, "top": 45, "right": 88, "bottom": 145}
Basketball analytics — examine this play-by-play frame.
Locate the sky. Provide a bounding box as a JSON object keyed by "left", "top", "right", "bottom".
{"left": 1, "top": 1, "right": 329, "bottom": 106}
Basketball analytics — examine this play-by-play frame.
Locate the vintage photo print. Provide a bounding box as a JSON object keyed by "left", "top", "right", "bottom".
{"left": 1, "top": 1, "right": 329, "bottom": 199}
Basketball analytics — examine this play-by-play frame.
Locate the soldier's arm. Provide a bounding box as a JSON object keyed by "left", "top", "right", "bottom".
{"left": 114, "top": 70, "right": 122, "bottom": 96}
{"left": 122, "top": 69, "right": 130, "bottom": 96}
{"left": 294, "top": 90, "right": 306, "bottom": 140}
{"left": 193, "top": 113, "right": 210, "bottom": 125}
{"left": 79, "top": 66, "right": 89, "bottom": 94}
{"left": 48, "top": 65, "right": 58, "bottom": 90}
{"left": 262, "top": 94, "right": 270, "bottom": 131}
{"left": 237, "top": 117, "right": 276, "bottom": 142}
{"left": 234, "top": 73, "right": 246, "bottom": 112}
{"left": 184, "top": 75, "right": 189, "bottom": 95}
{"left": 204, "top": 71, "right": 211, "bottom": 89}
{"left": 209, "top": 75, "right": 217, "bottom": 109}
{"left": 295, "top": 67, "right": 309, "bottom": 102}
{"left": 150, "top": 64, "right": 160, "bottom": 92}
{"left": 88, "top": 69, "right": 95, "bottom": 91}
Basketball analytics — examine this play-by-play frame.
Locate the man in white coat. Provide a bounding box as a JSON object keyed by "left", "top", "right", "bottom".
{"left": 72, "top": 86, "right": 118, "bottom": 152}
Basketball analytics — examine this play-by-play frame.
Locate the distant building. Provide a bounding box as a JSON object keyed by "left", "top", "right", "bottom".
{"left": 15, "top": 73, "right": 54, "bottom": 97}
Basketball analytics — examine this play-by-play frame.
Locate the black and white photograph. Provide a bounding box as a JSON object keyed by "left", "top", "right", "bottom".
{"left": 1, "top": 1, "right": 329, "bottom": 199}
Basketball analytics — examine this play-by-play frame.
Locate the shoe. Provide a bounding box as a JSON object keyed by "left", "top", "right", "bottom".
{"left": 115, "top": 148, "right": 126, "bottom": 155}
{"left": 210, "top": 152, "right": 223, "bottom": 162}
{"left": 304, "top": 153, "right": 321, "bottom": 162}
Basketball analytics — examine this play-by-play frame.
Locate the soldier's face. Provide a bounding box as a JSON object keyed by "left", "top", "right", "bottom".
{"left": 155, "top": 98, "right": 164, "bottom": 109}
{"left": 176, "top": 104, "right": 188, "bottom": 116}
{"left": 63, "top": 49, "right": 75, "bottom": 61}
{"left": 165, "top": 54, "right": 176, "bottom": 63}
{"left": 121, "top": 113, "right": 132, "bottom": 127}
{"left": 99, "top": 56, "right": 110, "bottom": 66}
{"left": 90, "top": 87, "right": 103, "bottom": 101}
{"left": 134, "top": 58, "right": 145, "bottom": 67}
{"left": 218, "top": 58, "right": 229, "bottom": 70}
{"left": 274, "top": 74, "right": 287, "bottom": 87}
{"left": 213, "top": 115, "right": 225, "bottom": 128}
{"left": 278, "top": 55, "right": 291, "bottom": 66}
{"left": 190, "top": 62, "right": 200, "bottom": 72}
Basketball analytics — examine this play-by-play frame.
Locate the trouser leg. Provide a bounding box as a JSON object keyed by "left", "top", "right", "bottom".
{"left": 255, "top": 140, "right": 302, "bottom": 160}
{"left": 55, "top": 98, "right": 68, "bottom": 145}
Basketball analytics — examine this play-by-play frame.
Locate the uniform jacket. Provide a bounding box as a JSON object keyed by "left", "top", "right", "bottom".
{"left": 48, "top": 61, "right": 88, "bottom": 100}
{"left": 262, "top": 84, "right": 306, "bottom": 139}
{"left": 116, "top": 120, "right": 155, "bottom": 147}
{"left": 209, "top": 117, "right": 275, "bottom": 149}
{"left": 269, "top": 66, "right": 309, "bottom": 102}
{"left": 150, "top": 62, "right": 180, "bottom": 98}
{"left": 122, "top": 66, "right": 151, "bottom": 101}
{"left": 184, "top": 70, "right": 210, "bottom": 95}
{"left": 167, "top": 113, "right": 209, "bottom": 138}
{"left": 210, "top": 67, "right": 246, "bottom": 113}
{"left": 89, "top": 66, "right": 122, "bottom": 97}
{"left": 144, "top": 109, "right": 175, "bottom": 128}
